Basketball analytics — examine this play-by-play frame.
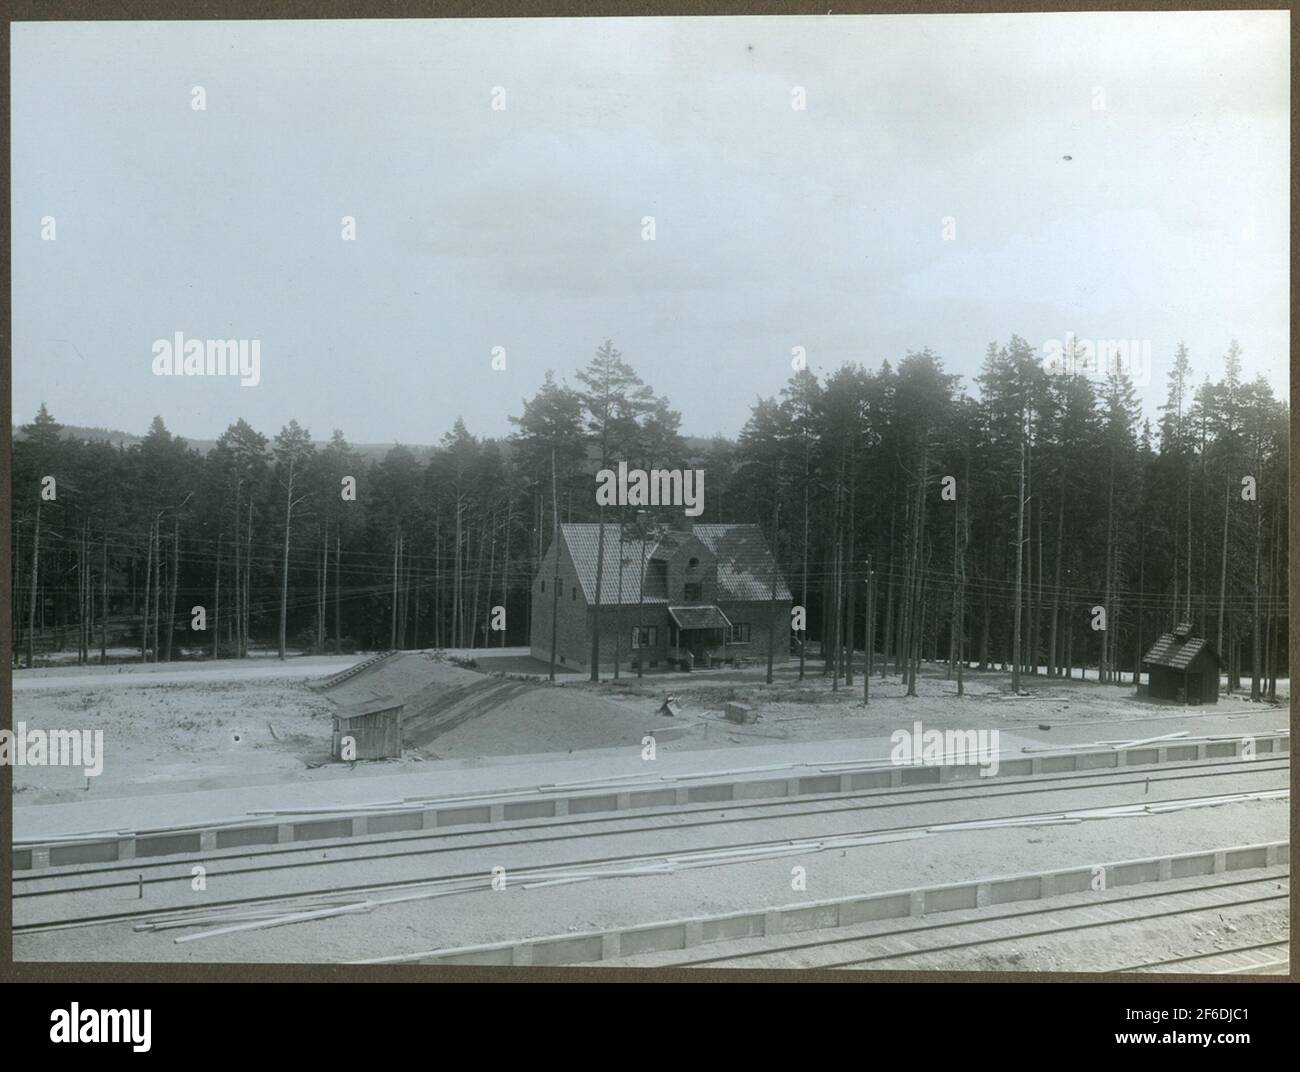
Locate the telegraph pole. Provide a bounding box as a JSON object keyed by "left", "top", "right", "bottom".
{"left": 548, "top": 449, "right": 561, "bottom": 682}
{"left": 1012, "top": 408, "right": 1027, "bottom": 695}
{"left": 766, "top": 499, "right": 780, "bottom": 685}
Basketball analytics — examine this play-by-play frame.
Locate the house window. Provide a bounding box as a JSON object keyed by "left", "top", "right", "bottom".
{"left": 540, "top": 580, "right": 545, "bottom": 592}
{"left": 572, "top": 587, "right": 577, "bottom": 600}
{"left": 688, "top": 557, "right": 699, "bottom": 569}
{"left": 731, "top": 622, "right": 750, "bottom": 643}
{"left": 684, "top": 583, "right": 702, "bottom": 601}
{"left": 632, "top": 626, "right": 658, "bottom": 649}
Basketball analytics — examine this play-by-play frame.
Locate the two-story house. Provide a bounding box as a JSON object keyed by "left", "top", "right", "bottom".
{"left": 530, "top": 522, "right": 792, "bottom": 671}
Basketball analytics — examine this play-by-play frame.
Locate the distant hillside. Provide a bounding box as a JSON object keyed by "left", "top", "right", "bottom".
{"left": 12, "top": 424, "right": 439, "bottom": 462}
{"left": 14, "top": 425, "right": 722, "bottom": 461}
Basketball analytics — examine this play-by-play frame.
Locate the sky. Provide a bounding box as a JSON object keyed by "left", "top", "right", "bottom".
{"left": 10, "top": 13, "right": 1290, "bottom": 447}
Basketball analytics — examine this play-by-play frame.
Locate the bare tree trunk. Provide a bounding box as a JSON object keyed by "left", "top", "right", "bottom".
{"left": 957, "top": 490, "right": 967, "bottom": 696}
{"left": 799, "top": 482, "right": 809, "bottom": 681}
{"left": 614, "top": 521, "right": 625, "bottom": 678}
{"left": 433, "top": 517, "right": 441, "bottom": 648}
{"left": 1026, "top": 426, "right": 1036, "bottom": 675}
{"left": 278, "top": 463, "right": 294, "bottom": 661}
{"left": 979, "top": 572, "right": 990, "bottom": 670}
{"left": 765, "top": 499, "right": 779, "bottom": 685}
{"left": 949, "top": 496, "right": 960, "bottom": 682}
{"left": 906, "top": 441, "right": 928, "bottom": 698}
{"left": 232, "top": 485, "right": 242, "bottom": 659}
{"left": 1065, "top": 605, "right": 1074, "bottom": 679}
{"left": 77, "top": 522, "right": 86, "bottom": 665}
{"left": 1216, "top": 480, "right": 1229, "bottom": 673}
{"left": 1267, "top": 501, "right": 1279, "bottom": 700}
{"left": 487, "top": 510, "right": 498, "bottom": 651}
{"left": 844, "top": 480, "right": 856, "bottom": 687}
{"left": 243, "top": 499, "right": 252, "bottom": 657}
{"left": 1134, "top": 522, "right": 1145, "bottom": 686}
{"left": 897, "top": 499, "right": 912, "bottom": 681}
{"left": 413, "top": 563, "right": 421, "bottom": 650}
{"left": 1012, "top": 414, "right": 1027, "bottom": 695}
{"left": 830, "top": 528, "right": 842, "bottom": 692}
{"left": 100, "top": 535, "right": 108, "bottom": 664}
{"left": 591, "top": 490, "right": 607, "bottom": 680}
{"left": 1049, "top": 471, "right": 1065, "bottom": 677}
{"left": 141, "top": 518, "right": 151, "bottom": 665}
{"left": 882, "top": 527, "right": 896, "bottom": 679}
{"left": 401, "top": 535, "right": 411, "bottom": 648}
{"left": 391, "top": 526, "right": 401, "bottom": 650}
{"left": 213, "top": 532, "right": 222, "bottom": 660}
{"left": 501, "top": 500, "right": 511, "bottom": 648}
{"left": 1250, "top": 489, "right": 1262, "bottom": 701}
{"left": 454, "top": 503, "right": 463, "bottom": 648}
{"left": 1100, "top": 456, "right": 1115, "bottom": 685}
{"left": 862, "top": 561, "right": 873, "bottom": 704}
{"left": 165, "top": 514, "right": 180, "bottom": 661}
{"left": 152, "top": 522, "right": 161, "bottom": 663}
{"left": 548, "top": 450, "right": 561, "bottom": 682}
{"left": 320, "top": 526, "right": 328, "bottom": 654}
{"left": 1186, "top": 462, "right": 1193, "bottom": 622}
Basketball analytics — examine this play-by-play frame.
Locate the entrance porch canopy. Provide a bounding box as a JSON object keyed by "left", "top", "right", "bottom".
{"left": 668, "top": 605, "right": 732, "bottom": 631}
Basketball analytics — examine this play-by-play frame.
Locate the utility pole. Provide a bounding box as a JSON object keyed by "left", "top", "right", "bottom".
{"left": 141, "top": 516, "right": 151, "bottom": 664}
{"left": 636, "top": 510, "right": 655, "bottom": 680}
{"left": 863, "top": 558, "right": 873, "bottom": 705}
{"left": 766, "top": 499, "right": 780, "bottom": 685}
{"left": 548, "top": 449, "right": 562, "bottom": 682}
{"left": 391, "top": 526, "right": 401, "bottom": 650}
{"left": 1012, "top": 408, "right": 1027, "bottom": 695}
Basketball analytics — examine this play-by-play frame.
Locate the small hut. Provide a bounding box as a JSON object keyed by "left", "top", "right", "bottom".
{"left": 331, "top": 696, "right": 404, "bottom": 760}
{"left": 1141, "top": 623, "right": 1221, "bottom": 705}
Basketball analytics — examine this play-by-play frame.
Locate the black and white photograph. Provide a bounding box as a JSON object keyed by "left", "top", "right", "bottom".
{"left": 4, "top": 7, "right": 1292, "bottom": 997}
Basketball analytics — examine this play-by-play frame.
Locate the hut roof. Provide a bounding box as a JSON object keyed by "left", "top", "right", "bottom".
{"left": 1142, "top": 633, "right": 1220, "bottom": 671}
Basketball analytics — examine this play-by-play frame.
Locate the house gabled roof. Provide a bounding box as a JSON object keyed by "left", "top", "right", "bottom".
{"left": 1142, "top": 633, "right": 1221, "bottom": 671}
{"left": 557, "top": 523, "right": 790, "bottom": 605}
{"left": 693, "top": 524, "right": 792, "bottom": 602}
{"left": 559, "top": 524, "right": 668, "bottom": 606}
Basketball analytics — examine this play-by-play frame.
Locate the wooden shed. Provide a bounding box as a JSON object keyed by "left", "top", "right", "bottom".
{"left": 331, "top": 696, "right": 404, "bottom": 760}
{"left": 1141, "top": 623, "right": 1221, "bottom": 705}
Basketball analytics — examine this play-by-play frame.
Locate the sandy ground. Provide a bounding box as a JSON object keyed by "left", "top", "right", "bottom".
{"left": 11, "top": 648, "right": 1288, "bottom": 967}
{"left": 10, "top": 650, "right": 1288, "bottom": 809}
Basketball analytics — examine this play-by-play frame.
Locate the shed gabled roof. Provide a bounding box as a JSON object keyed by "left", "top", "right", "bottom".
{"left": 1142, "top": 633, "right": 1221, "bottom": 671}
{"left": 557, "top": 523, "right": 790, "bottom": 605}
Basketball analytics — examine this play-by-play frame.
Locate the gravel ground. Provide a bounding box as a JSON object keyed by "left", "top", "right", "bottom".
{"left": 16, "top": 790, "right": 1287, "bottom": 964}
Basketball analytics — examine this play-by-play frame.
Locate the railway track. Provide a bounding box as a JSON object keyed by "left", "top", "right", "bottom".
{"left": 16, "top": 755, "right": 1287, "bottom": 895}
{"left": 14, "top": 784, "right": 1288, "bottom": 936}
{"left": 606, "top": 872, "right": 1290, "bottom": 972}
{"left": 1114, "top": 941, "right": 1290, "bottom": 974}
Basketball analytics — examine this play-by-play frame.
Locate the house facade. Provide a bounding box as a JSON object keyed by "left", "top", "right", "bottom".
{"left": 530, "top": 523, "right": 791, "bottom": 671}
